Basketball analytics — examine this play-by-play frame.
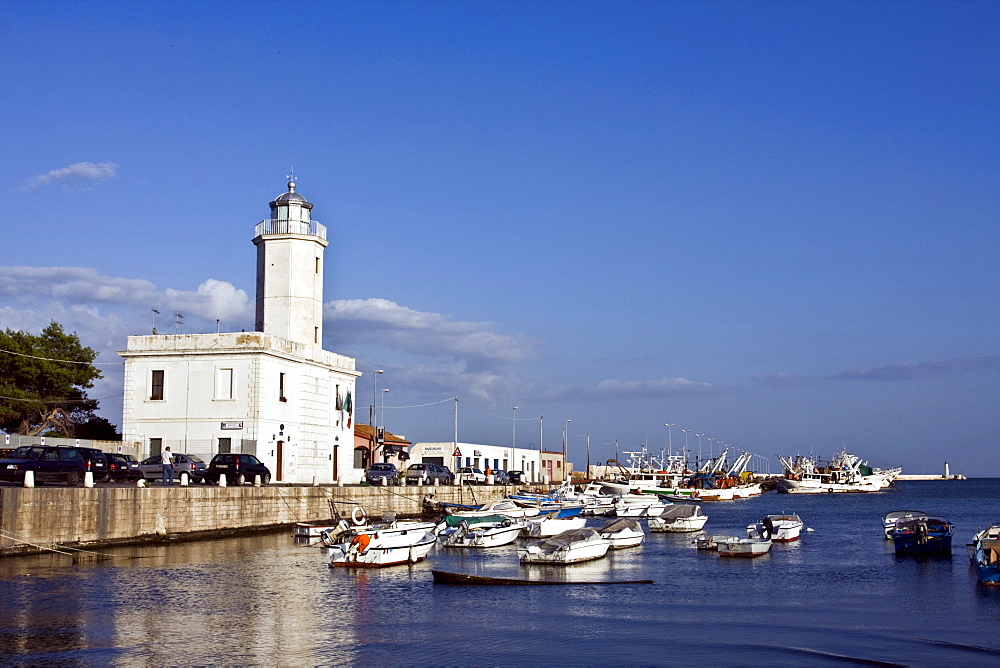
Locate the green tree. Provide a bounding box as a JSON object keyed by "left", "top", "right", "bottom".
{"left": 0, "top": 322, "right": 109, "bottom": 436}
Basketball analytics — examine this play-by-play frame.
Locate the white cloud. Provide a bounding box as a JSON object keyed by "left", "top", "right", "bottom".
{"left": 547, "top": 376, "right": 724, "bottom": 400}
{"left": 21, "top": 161, "right": 118, "bottom": 191}
{"left": 326, "top": 298, "right": 536, "bottom": 368}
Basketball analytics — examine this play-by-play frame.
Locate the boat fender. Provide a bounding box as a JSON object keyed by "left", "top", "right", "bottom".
{"left": 352, "top": 506, "right": 367, "bottom": 526}
{"left": 501, "top": 518, "right": 512, "bottom": 528}
{"left": 350, "top": 533, "right": 371, "bottom": 554}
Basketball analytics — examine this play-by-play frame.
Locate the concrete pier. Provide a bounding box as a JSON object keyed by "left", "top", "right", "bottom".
{"left": 0, "top": 483, "right": 518, "bottom": 557}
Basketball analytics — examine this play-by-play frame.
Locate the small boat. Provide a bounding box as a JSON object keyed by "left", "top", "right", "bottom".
{"left": 648, "top": 504, "right": 709, "bottom": 533}
{"left": 970, "top": 524, "right": 1000, "bottom": 586}
{"left": 440, "top": 515, "right": 524, "bottom": 548}
{"left": 597, "top": 518, "right": 646, "bottom": 549}
{"left": 522, "top": 507, "right": 588, "bottom": 538}
{"left": 882, "top": 510, "right": 927, "bottom": 539}
{"left": 613, "top": 497, "right": 672, "bottom": 518}
{"left": 518, "top": 528, "right": 611, "bottom": 564}
{"left": 320, "top": 516, "right": 438, "bottom": 548}
{"left": 747, "top": 514, "right": 804, "bottom": 542}
{"left": 891, "top": 516, "right": 954, "bottom": 555}
{"left": 431, "top": 570, "right": 654, "bottom": 586}
{"left": 293, "top": 522, "right": 341, "bottom": 538}
{"left": 447, "top": 499, "right": 541, "bottom": 519}
{"left": 328, "top": 528, "right": 437, "bottom": 568}
{"left": 717, "top": 536, "right": 772, "bottom": 557}
{"left": 695, "top": 533, "right": 738, "bottom": 550}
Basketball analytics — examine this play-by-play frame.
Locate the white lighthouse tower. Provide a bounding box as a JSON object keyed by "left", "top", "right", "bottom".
{"left": 254, "top": 178, "right": 328, "bottom": 345}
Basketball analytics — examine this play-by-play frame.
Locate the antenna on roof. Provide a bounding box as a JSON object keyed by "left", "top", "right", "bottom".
{"left": 151, "top": 308, "right": 160, "bottom": 334}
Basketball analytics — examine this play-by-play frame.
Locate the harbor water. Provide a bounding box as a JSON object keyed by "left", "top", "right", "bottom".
{"left": 1, "top": 479, "right": 998, "bottom": 665}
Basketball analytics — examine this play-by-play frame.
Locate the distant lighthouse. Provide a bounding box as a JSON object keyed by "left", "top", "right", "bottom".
{"left": 253, "top": 177, "right": 329, "bottom": 346}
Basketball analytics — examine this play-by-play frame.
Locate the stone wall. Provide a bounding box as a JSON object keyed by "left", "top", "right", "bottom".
{"left": 0, "top": 482, "right": 517, "bottom": 557}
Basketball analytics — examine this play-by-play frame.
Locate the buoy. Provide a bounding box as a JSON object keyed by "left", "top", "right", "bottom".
{"left": 351, "top": 506, "right": 367, "bottom": 525}
{"left": 219, "top": 475, "right": 227, "bottom": 487}
{"left": 23, "top": 470, "right": 34, "bottom": 488}
{"left": 83, "top": 471, "right": 94, "bottom": 488}
{"left": 180, "top": 471, "right": 189, "bottom": 486}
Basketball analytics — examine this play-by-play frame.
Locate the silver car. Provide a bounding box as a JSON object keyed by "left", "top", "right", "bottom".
{"left": 138, "top": 453, "right": 208, "bottom": 482}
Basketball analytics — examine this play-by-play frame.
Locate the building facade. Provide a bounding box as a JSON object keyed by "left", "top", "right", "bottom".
{"left": 120, "top": 180, "right": 361, "bottom": 483}
{"left": 409, "top": 441, "right": 542, "bottom": 482}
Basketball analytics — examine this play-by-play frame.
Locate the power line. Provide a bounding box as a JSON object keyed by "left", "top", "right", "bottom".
{"left": 0, "top": 348, "right": 123, "bottom": 366}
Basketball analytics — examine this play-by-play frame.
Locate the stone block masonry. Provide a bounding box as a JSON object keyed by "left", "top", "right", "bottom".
{"left": 0, "top": 483, "right": 510, "bottom": 557}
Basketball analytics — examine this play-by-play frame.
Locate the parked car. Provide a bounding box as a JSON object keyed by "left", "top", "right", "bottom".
{"left": 507, "top": 470, "right": 525, "bottom": 484}
{"left": 491, "top": 469, "right": 511, "bottom": 485}
{"left": 106, "top": 453, "right": 143, "bottom": 482}
{"left": 70, "top": 446, "right": 110, "bottom": 482}
{"left": 138, "top": 453, "right": 208, "bottom": 482}
{"left": 365, "top": 462, "right": 400, "bottom": 485}
{"left": 457, "top": 466, "right": 487, "bottom": 485}
{"left": 405, "top": 463, "right": 454, "bottom": 485}
{"left": 203, "top": 453, "right": 271, "bottom": 486}
{"left": 0, "top": 445, "right": 88, "bottom": 486}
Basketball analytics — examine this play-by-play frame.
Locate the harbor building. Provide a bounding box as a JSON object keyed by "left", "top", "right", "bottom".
{"left": 409, "top": 442, "right": 546, "bottom": 483}
{"left": 119, "top": 180, "right": 361, "bottom": 483}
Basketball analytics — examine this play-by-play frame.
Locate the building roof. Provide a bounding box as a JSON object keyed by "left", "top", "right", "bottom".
{"left": 354, "top": 423, "right": 411, "bottom": 446}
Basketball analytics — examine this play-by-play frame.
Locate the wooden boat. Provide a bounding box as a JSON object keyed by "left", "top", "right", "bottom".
{"left": 747, "top": 514, "right": 804, "bottom": 542}
{"left": 431, "top": 570, "right": 653, "bottom": 585}
{"left": 597, "top": 518, "right": 646, "bottom": 549}
{"left": 891, "top": 516, "right": 953, "bottom": 555}
{"left": 441, "top": 516, "right": 524, "bottom": 548}
{"left": 648, "top": 504, "right": 709, "bottom": 533}
{"left": 970, "top": 524, "right": 1000, "bottom": 586}
{"left": 518, "top": 528, "right": 611, "bottom": 564}
{"left": 883, "top": 510, "right": 927, "bottom": 539}
{"left": 717, "top": 537, "right": 772, "bottom": 557}
{"left": 328, "top": 528, "right": 437, "bottom": 567}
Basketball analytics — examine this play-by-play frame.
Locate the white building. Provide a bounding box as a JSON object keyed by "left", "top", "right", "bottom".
{"left": 409, "top": 442, "right": 542, "bottom": 483}
{"left": 119, "top": 180, "right": 361, "bottom": 483}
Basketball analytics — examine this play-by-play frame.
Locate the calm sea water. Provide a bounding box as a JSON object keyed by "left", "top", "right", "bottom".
{"left": 1, "top": 480, "right": 998, "bottom": 666}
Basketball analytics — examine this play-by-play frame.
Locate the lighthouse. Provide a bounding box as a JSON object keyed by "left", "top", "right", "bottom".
{"left": 253, "top": 178, "right": 328, "bottom": 346}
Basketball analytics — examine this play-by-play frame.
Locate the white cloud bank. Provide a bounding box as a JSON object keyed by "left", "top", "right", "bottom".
{"left": 21, "top": 161, "right": 118, "bottom": 191}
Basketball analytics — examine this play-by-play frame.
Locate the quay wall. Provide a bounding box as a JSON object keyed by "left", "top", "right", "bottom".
{"left": 0, "top": 483, "right": 513, "bottom": 557}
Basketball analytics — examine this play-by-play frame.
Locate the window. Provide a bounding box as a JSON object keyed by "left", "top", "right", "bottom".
{"left": 218, "top": 438, "right": 232, "bottom": 454}
{"left": 215, "top": 368, "right": 234, "bottom": 400}
{"left": 149, "top": 438, "right": 162, "bottom": 457}
{"left": 150, "top": 370, "right": 165, "bottom": 400}
{"left": 279, "top": 373, "right": 287, "bottom": 402}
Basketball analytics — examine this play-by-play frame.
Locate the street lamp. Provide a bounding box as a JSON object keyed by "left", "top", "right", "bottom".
{"left": 380, "top": 388, "right": 389, "bottom": 460}
{"left": 372, "top": 369, "right": 384, "bottom": 428}
{"left": 513, "top": 405, "right": 519, "bottom": 450}
{"left": 664, "top": 423, "right": 675, "bottom": 456}
{"left": 564, "top": 419, "right": 571, "bottom": 458}
{"left": 696, "top": 434, "right": 703, "bottom": 469}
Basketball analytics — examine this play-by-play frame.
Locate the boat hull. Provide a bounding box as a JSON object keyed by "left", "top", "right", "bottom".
{"left": 649, "top": 515, "right": 708, "bottom": 533}
{"left": 717, "top": 538, "right": 771, "bottom": 557}
{"left": 329, "top": 532, "right": 437, "bottom": 568}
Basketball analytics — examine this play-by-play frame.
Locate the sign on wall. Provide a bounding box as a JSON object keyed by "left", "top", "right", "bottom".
{"left": 221, "top": 421, "right": 244, "bottom": 430}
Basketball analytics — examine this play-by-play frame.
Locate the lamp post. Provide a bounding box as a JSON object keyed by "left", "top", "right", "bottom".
{"left": 512, "top": 405, "right": 518, "bottom": 450}
{"left": 564, "top": 420, "right": 571, "bottom": 480}
{"left": 664, "top": 423, "right": 675, "bottom": 457}
{"left": 372, "top": 369, "right": 383, "bottom": 463}
{"left": 380, "top": 388, "right": 389, "bottom": 461}
{"left": 681, "top": 429, "right": 691, "bottom": 469}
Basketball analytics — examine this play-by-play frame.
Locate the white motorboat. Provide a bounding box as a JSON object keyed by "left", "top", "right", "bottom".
{"left": 648, "top": 504, "right": 709, "bottom": 533}
{"left": 717, "top": 537, "right": 772, "bottom": 557}
{"left": 518, "top": 528, "right": 611, "bottom": 564}
{"left": 597, "top": 518, "right": 646, "bottom": 549}
{"left": 695, "top": 533, "right": 739, "bottom": 550}
{"left": 320, "top": 514, "right": 438, "bottom": 548}
{"left": 747, "top": 514, "right": 804, "bottom": 542}
{"left": 882, "top": 510, "right": 927, "bottom": 539}
{"left": 328, "top": 528, "right": 437, "bottom": 567}
{"left": 522, "top": 508, "right": 588, "bottom": 538}
{"left": 448, "top": 499, "right": 541, "bottom": 519}
{"left": 613, "top": 496, "right": 672, "bottom": 518}
{"left": 776, "top": 450, "right": 899, "bottom": 494}
{"left": 441, "top": 516, "right": 524, "bottom": 548}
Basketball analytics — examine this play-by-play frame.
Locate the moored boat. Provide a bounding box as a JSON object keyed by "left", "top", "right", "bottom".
{"left": 969, "top": 524, "right": 1000, "bottom": 586}
{"left": 695, "top": 533, "right": 738, "bottom": 550}
{"left": 891, "top": 516, "right": 954, "bottom": 555}
{"left": 597, "top": 518, "right": 646, "bottom": 549}
{"left": 717, "top": 536, "right": 772, "bottom": 557}
{"left": 518, "top": 528, "right": 611, "bottom": 564}
{"left": 440, "top": 515, "right": 523, "bottom": 548}
{"left": 747, "top": 514, "right": 804, "bottom": 542}
{"left": 776, "top": 450, "right": 899, "bottom": 494}
{"left": 447, "top": 499, "right": 541, "bottom": 519}
{"left": 522, "top": 507, "right": 588, "bottom": 538}
{"left": 648, "top": 504, "right": 709, "bottom": 533}
{"left": 328, "top": 528, "right": 437, "bottom": 567}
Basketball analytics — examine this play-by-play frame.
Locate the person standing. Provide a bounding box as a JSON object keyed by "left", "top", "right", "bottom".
{"left": 161, "top": 447, "right": 174, "bottom": 486}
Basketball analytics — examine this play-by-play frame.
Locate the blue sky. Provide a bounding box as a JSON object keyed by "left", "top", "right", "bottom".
{"left": 2, "top": 1, "right": 997, "bottom": 475}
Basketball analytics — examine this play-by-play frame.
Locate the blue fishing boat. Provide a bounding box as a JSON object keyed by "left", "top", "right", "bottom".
{"left": 969, "top": 524, "right": 1000, "bottom": 586}
{"left": 891, "top": 516, "right": 954, "bottom": 555}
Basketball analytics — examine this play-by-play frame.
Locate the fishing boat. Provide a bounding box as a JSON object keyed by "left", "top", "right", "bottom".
{"left": 775, "top": 450, "right": 900, "bottom": 494}
{"left": 597, "top": 518, "right": 646, "bottom": 549}
{"left": 969, "top": 524, "right": 1000, "bottom": 586}
{"left": 522, "top": 507, "right": 588, "bottom": 538}
{"left": 518, "top": 528, "right": 611, "bottom": 564}
{"left": 328, "top": 528, "right": 437, "bottom": 567}
{"left": 716, "top": 536, "right": 772, "bottom": 558}
{"left": 648, "top": 504, "right": 709, "bottom": 533}
{"left": 320, "top": 515, "right": 438, "bottom": 548}
{"left": 695, "top": 533, "right": 739, "bottom": 550}
{"left": 882, "top": 510, "right": 927, "bottom": 539}
{"left": 440, "top": 515, "right": 524, "bottom": 548}
{"left": 747, "top": 514, "right": 804, "bottom": 542}
{"left": 890, "top": 516, "right": 954, "bottom": 555}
